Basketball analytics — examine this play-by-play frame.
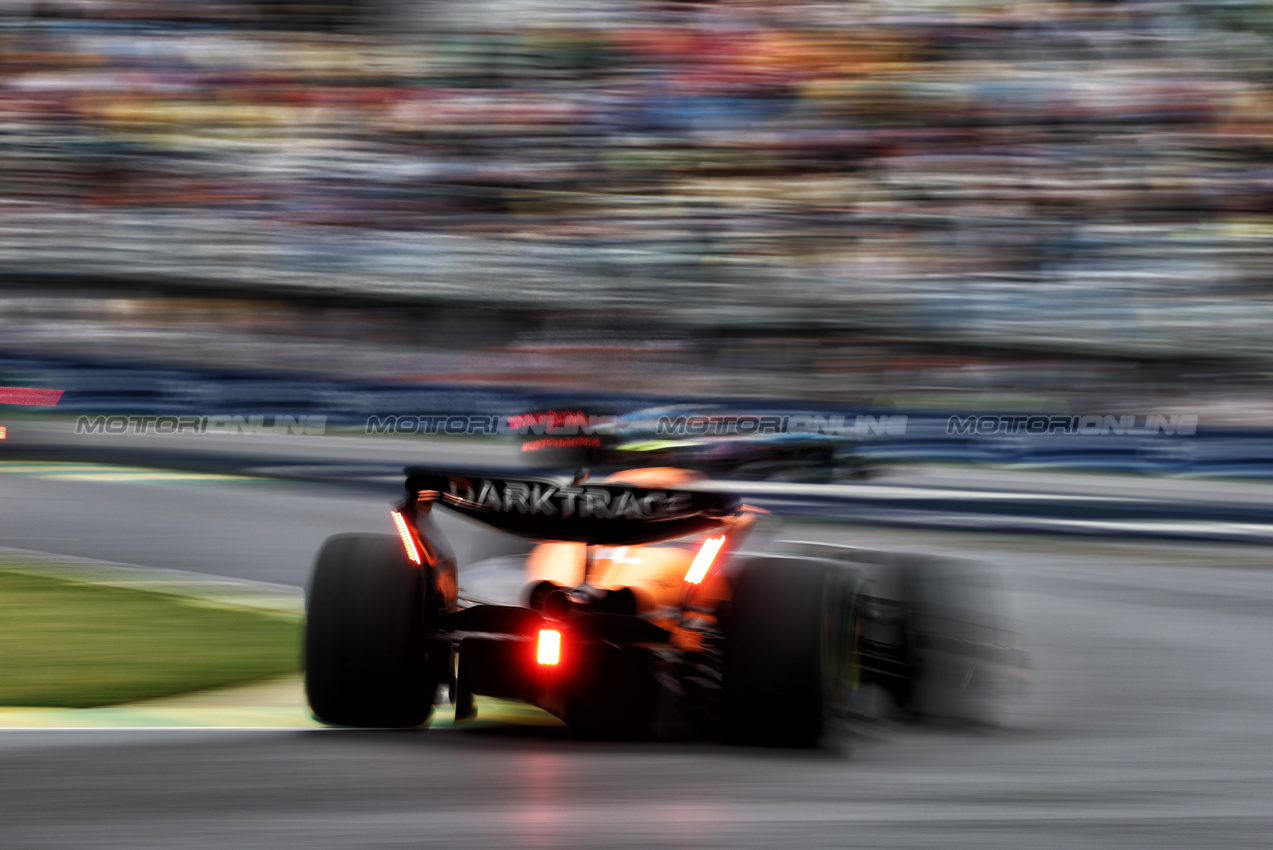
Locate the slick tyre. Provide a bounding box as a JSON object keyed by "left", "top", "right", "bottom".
{"left": 722, "top": 557, "right": 856, "bottom": 747}
{"left": 305, "top": 533, "right": 438, "bottom": 728}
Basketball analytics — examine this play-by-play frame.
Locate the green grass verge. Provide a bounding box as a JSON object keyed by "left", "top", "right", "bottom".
{"left": 0, "top": 569, "right": 300, "bottom": 708}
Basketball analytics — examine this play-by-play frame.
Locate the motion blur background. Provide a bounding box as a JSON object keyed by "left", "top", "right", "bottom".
{"left": 7, "top": 7, "right": 1273, "bottom": 847}
{"left": 3, "top": 0, "right": 1273, "bottom": 413}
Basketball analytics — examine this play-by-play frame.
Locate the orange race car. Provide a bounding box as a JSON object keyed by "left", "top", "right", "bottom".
{"left": 304, "top": 466, "right": 1014, "bottom": 744}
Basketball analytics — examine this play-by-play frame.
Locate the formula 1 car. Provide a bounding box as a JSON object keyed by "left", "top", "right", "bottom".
{"left": 304, "top": 466, "right": 1016, "bottom": 744}
{"left": 517, "top": 406, "right": 872, "bottom": 483}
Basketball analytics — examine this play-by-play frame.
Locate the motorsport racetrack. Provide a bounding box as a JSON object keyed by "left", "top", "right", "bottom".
{"left": 1, "top": 448, "right": 1273, "bottom": 847}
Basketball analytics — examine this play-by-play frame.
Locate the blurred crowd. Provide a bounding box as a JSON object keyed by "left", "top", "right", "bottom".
{"left": 3, "top": 0, "right": 1273, "bottom": 356}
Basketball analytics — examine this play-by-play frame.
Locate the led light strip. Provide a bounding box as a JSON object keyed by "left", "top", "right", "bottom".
{"left": 684, "top": 535, "right": 726, "bottom": 584}
{"left": 390, "top": 511, "right": 422, "bottom": 565}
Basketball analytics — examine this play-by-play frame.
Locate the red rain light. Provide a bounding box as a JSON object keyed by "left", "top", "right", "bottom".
{"left": 390, "top": 511, "right": 422, "bottom": 565}
{"left": 506, "top": 410, "right": 587, "bottom": 430}
{"left": 684, "top": 535, "right": 726, "bottom": 584}
{"left": 520, "top": 436, "right": 602, "bottom": 453}
{"left": 536, "top": 629, "right": 561, "bottom": 666}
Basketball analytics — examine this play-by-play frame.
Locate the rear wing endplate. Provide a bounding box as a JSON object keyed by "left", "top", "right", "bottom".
{"left": 404, "top": 468, "right": 738, "bottom": 545}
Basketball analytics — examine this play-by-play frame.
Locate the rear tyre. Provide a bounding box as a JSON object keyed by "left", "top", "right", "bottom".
{"left": 721, "top": 557, "right": 857, "bottom": 747}
{"left": 305, "top": 534, "right": 440, "bottom": 727}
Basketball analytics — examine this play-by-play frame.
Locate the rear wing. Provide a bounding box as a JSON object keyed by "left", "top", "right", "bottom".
{"left": 404, "top": 468, "right": 738, "bottom": 545}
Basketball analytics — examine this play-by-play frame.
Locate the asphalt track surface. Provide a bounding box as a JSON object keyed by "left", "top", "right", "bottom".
{"left": 13, "top": 419, "right": 1273, "bottom": 543}
{"left": 3, "top": 461, "right": 1273, "bottom": 847}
